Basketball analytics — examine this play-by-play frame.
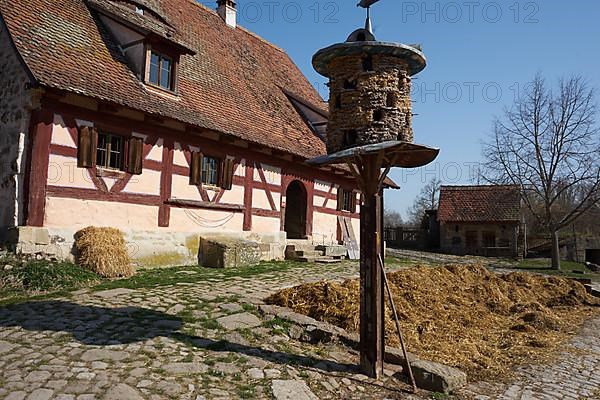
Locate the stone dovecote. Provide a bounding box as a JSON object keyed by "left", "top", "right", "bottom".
{"left": 313, "top": 29, "right": 427, "bottom": 154}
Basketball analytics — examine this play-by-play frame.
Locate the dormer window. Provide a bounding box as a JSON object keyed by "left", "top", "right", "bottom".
{"left": 147, "top": 49, "right": 175, "bottom": 91}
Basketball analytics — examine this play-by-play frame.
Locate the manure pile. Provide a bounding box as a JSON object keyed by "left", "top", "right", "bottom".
{"left": 266, "top": 265, "right": 599, "bottom": 379}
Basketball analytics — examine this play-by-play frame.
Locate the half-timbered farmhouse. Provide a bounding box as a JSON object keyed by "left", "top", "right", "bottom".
{"left": 0, "top": 0, "right": 367, "bottom": 265}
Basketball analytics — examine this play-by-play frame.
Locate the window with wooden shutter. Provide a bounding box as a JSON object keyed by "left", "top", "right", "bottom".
{"left": 127, "top": 137, "right": 144, "bottom": 175}
{"left": 338, "top": 188, "right": 357, "bottom": 212}
{"left": 201, "top": 156, "right": 221, "bottom": 186}
{"left": 190, "top": 151, "right": 202, "bottom": 185}
{"left": 77, "top": 126, "right": 97, "bottom": 168}
{"left": 220, "top": 158, "right": 235, "bottom": 190}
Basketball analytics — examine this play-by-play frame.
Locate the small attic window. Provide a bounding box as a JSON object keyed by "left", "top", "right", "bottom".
{"left": 147, "top": 49, "right": 176, "bottom": 91}
{"left": 135, "top": 6, "right": 144, "bottom": 15}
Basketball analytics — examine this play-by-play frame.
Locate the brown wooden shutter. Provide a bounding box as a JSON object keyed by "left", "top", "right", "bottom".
{"left": 77, "top": 126, "right": 97, "bottom": 168}
{"left": 220, "top": 158, "right": 234, "bottom": 190}
{"left": 190, "top": 151, "right": 202, "bottom": 185}
{"left": 337, "top": 186, "right": 343, "bottom": 211}
{"left": 127, "top": 137, "right": 144, "bottom": 175}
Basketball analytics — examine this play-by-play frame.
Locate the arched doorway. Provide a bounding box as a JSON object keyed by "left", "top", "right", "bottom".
{"left": 284, "top": 180, "right": 307, "bottom": 239}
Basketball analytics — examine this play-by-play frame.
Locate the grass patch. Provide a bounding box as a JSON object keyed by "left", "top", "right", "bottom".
{"left": 263, "top": 317, "right": 292, "bottom": 335}
{"left": 237, "top": 384, "right": 256, "bottom": 399}
{"left": 517, "top": 259, "right": 600, "bottom": 281}
{"left": 0, "top": 256, "right": 101, "bottom": 302}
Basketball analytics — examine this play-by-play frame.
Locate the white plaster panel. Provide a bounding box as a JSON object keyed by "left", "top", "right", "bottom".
{"left": 173, "top": 142, "right": 188, "bottom": 167}
{"left": 146, "top": 138, "right": 163, "bottom": 162}
{"left": 169, "top": 207, "right": 243, "bottom": 232}
{"left": 261, "top": 164, "right": 282, "bottom": 185}
{"left": 234, "top": 159, "right": 246, "bottom": 177}
{"left": 252, "top": 215, "right": 281, "bottom": 233}
{"left": 313, "top": 195, "right": 327, "bottom": 208}
{"left": 314, "top": 180, "right": 332, "bottom": 192}
{"left": 47, "top": 154, "right": 96, "bottom": 190}
{"left": 312, "top": 212, "right": 339, "bottom": 245}
{"left": 122, "top": 169, "right": 161, "bottom": 196}
{"left": 44, "top": 197, "right": 158, "bottom": 230}
{"left": 171, "top": 174, "right": 202, "bottom": 201}
{"left": 51, "top": 115, "right": 77, "bottom": 148}
{"left": 103, "top": 177, "right": 117, "bottom": 192}
{"left": 219, "top": 185, "right": 245, "bottom": 205}
{"left": 252, "top": 189, "right": 273, "bottom": 210}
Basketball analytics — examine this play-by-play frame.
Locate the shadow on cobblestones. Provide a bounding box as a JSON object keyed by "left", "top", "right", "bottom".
{"left": 0, "top": 300, "right": 355, "bottom": 373}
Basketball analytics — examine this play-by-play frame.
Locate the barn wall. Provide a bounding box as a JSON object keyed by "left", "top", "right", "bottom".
{"left": 440, "top": 221, "right": 520, "bottom": 258}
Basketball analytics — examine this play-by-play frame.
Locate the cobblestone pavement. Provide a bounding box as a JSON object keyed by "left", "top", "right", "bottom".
{"left": 0, "top": 258, "right": 598, "bottom": 399}
{"left": 459, "top": 316, "right": 600, "bottom": 400}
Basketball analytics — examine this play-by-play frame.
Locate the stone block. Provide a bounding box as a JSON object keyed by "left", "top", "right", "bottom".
{"left": 409, "top": 359, "right": 467, "bottom": 394}
{"left": 199, "top": 237, "right": 261, "bottom": 268}
{"left": 12, "top": 226, "right": 50, "bottom": 245}
{"left": 317, "top": 245, "right": 347, "bottom": 257}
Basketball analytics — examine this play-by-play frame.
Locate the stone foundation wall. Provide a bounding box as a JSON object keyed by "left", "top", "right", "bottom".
{"left": 0, "top": 18, "right": 35, "bottom": 229}
{"left": 326, "top": 55, "right": 413, "bottom": 153}
{"left": 9, "top": 226, "right": 287, "bottom": 267}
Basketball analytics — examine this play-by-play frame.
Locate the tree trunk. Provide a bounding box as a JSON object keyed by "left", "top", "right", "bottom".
{"left": 550, "top": 230, "right": 561, "bottom": 270}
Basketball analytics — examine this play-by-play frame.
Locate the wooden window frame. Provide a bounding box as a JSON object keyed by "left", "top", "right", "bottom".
{"left": 190, "top": 152, "right": 235, "bottom": 190}
{"left": 96, "top": 131, "right": 125, "bottom": 171}
{"left": 144, "top": 44, "right": 178, "bottom": 93}
{"left": 338, "top": 187, "right": 357, "bottom": 213}
{"left": 77, "top": 125, "right": 143, "bottom": 175}
{"left": 201, "top": 155, "right": 221, "bottom": 187}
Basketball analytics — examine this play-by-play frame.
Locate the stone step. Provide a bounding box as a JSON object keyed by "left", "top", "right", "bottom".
{"left": 294, "top": 250, "right": 324, "bottom": 257}
{"left": 315, "top": 257, "right": 342, "bottom": 264}
{"left": 291, "top": 256, "right": 342, "bottom": 264}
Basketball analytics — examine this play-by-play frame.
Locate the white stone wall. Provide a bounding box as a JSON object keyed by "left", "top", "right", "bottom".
{"left": 0, "top": 19, "right": 35, "bottom": 229}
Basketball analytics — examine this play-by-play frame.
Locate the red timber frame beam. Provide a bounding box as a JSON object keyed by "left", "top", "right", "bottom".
{"left": 159, "top": 139, "right": 174, "bottom": 227}
{"left": 243, "top": 161, "right": 254, "bottom": 231}
{"left": 26, "top": 110, "right": 54, "bottom": 227}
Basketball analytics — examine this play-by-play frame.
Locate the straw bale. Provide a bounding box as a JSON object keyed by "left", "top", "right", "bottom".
{"left": 74, "top": 227, "right": 134, "bottom": 278}
{"left": 266, "top": 264, "right": 599, "bottom": 380}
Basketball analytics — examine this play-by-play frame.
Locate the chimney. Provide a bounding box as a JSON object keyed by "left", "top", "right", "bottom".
{"left": 217, "top": 0, "right": 236, "bottom": 28}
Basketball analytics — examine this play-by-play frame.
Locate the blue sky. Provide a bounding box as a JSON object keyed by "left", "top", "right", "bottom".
{"left": 203, "top": 0, "right": 600, "bottom": 219}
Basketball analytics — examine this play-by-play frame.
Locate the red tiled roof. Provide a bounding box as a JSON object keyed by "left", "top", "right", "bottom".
{"left": 437, "top": 185, "right": 521, "bottom": 223}
{"left": 0, "top": 0, "right": 329, "bottom": 159}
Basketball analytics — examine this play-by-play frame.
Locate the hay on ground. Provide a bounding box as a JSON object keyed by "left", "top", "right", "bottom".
{"left": 266, "top": 264, "right": 599, "bottom": 380}
{"left": 75, "top": 227, "right": 134, "bottom": 278}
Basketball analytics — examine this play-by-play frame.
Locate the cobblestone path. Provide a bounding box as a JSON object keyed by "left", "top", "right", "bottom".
{"left": 0, "top": 258, "right": 598, "bottom": 399}
{"left": 459, "top": 316, "right": 600, "bottom": 400}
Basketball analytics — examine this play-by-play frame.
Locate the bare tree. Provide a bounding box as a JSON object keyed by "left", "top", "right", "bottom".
{"left": 407, "top": 178, "right": 441, "bottom": 225}
{"left": 383, "top": 209, "right": 403, "bottom": 228}
{"left": 483, "top": 74, "right": 600, "bottom": 270}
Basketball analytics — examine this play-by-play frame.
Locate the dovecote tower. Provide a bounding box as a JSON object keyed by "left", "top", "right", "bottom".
{"left": 313, "top": 29, "right": 426, "bottom": 154}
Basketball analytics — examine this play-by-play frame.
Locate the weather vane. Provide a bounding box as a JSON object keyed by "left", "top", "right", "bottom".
{"left": 357, "top": 0, "right": 382, "bottom": 33}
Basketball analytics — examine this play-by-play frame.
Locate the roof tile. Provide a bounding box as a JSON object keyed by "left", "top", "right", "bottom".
{"left": 437, "top": 185, "right": 521, "bottom": 223}
{"left": 0, "top": 0, "right": 328, "bottom": 159}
